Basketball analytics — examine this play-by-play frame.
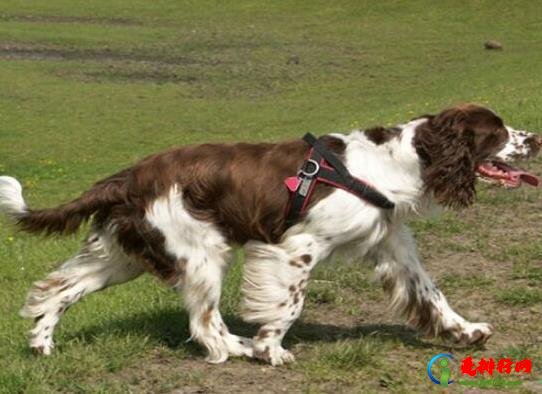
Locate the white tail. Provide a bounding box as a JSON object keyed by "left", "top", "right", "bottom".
{"left": 0, "top": 176, "right": 27, "bottom": 217}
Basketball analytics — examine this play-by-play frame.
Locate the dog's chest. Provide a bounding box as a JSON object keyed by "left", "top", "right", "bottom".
{"left": 304, "top": 189, "right": 390, "bottom": 247}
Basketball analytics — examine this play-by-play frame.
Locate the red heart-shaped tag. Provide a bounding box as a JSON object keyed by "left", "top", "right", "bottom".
{"left": 284, "top": 177, "right": 301, "bottom": 192}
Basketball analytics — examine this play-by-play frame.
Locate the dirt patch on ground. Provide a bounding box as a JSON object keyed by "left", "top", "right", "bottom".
{"left": 0, "top": 42, "right": 207, "bottom": 66}
{"left": 83, "top": 69, "right": 200, "bottom": 84}
{"left": 0, "top": 14, "right": 144, "bottom": 26}
{"left": 125, "top": 352, "right": 307, "bottom": 394}
{"left": 104, "top": 311, "right": 425, "bottom": 393}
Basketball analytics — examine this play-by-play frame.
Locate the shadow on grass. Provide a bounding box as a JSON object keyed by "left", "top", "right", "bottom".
{"left": 63, "top": 307, "right": 451, "bottom": 357}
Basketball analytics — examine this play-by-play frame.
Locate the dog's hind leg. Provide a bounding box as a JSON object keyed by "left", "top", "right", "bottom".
{"left": 180, "top": 250, "right": 254, "bottom": 363}
{"left": 144, "top": 186, "right": 253, "bottom": 363}
{"left": 20, "top": 229, "right": 144, "bottom": 355}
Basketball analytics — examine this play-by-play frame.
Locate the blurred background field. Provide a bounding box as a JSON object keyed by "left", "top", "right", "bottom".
{"left": 0, "top": 1, "right": 540, "bottom": 392}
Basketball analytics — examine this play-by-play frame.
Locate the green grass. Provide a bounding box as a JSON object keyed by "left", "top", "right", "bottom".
{"left": 0, "top": 1, "right": 541, "bottom": 392}
{"left": 497, "top": 288, "right": 542, "bottom": 306}
{"left": 440, "top": 274, "right": 495, "bottom": 292}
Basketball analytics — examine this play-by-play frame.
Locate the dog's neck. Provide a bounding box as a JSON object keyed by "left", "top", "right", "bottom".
{"left": 338, "top": 118, "right": 430, "bottom": 216}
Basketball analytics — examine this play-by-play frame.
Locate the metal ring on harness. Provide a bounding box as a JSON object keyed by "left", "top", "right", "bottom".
{"left": 284, "top": 133, "right": 395, "bottom": 228}
{"left": 300, "top": 159, "right": 320, "bottom": 177}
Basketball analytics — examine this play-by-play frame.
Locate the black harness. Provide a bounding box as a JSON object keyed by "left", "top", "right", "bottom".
{"left": 284, "top": 133, "right": 395, "bottom": 227}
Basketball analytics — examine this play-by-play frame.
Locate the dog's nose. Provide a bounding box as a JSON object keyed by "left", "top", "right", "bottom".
{"left": 525, "top": 134, "right": 542, "bottom": 155}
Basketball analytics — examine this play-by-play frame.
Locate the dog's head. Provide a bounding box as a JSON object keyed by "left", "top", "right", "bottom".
{"left": 413, "top": 104, "right": 540, "bottom": 208}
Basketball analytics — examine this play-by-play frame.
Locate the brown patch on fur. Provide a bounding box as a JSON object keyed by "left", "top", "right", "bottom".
{"left": 17, "top": 168, "right": 130, "bottom": 235}
{"left": 177, "top": 136, "right": 345, "bottom": 244}
{"left": 443, "top": 324, "right": 463, "bottom": 341}
{"left": 288, "top": 285, "right": 296, "bottom": 292}
{"left": 364, "top": 126, "right": 401, "bottom": 145}
{"left": 275, "top": 329, "right": 281, "bottom": 335}
{"left": 525, "top": 135, "right": 542, "bottom": 157}
{"left": 380, "top": 273, "right": 394, "bottom": 294}
{"left": 402, "top": 277, "right": 442, "bottom": 337}
{"left": 257, "top": 328, "right": 272, "bottom": 339}
{"left": 201, "top": 304, "right": 214, "bottom": 327}
{"left": 33, "top": 277, "right": 68, "bottom": 292}
{"left": 278, "top": 301, "right": 287, "bottom": 307}
{"left": 57, "top": 284, "right": 71, "bottom": 293}
{"left": 31, "top": 346, "right": 45, "bottom": 355}
{"left": 413, "top": 104, "right": 509, "bottom": 208}
{"left": 255, "top": 346, "right": 271, "bottom": 362}
{"left": 100, "top": 205, "right": 178, "bottom": 282}
{"left": 14, "top": 135, "right": 345, "bottom": 283}
{"left": 445, "top": 327, "right": 491, "bottom": 345}
{"left": 380, "top": 270, "right": 442, "bottom": 337}
{"left": 405, "top": 297, "right": 441, "bottom": 337}
{"left": 289, "top": 260, "right": 303, "bottom": 268}
{"left": 300, "top": 254, "right": 312, "bottom": 265}
{"left": 175, "top": 257, "right": 188, "bottom": 277}
{"left": 469, "top": 329, "right": 483, "bottom": 344}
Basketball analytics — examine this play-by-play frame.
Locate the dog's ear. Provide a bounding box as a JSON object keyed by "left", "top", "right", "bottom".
{"left": 414, "top": 106, "right": 477, "bottom": 208}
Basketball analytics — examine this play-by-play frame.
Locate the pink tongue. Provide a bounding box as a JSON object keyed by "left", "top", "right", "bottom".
{"left": 497, "top": 162, "right": 540, "bottom": 187}
{"left": 515, "top": 171, "right": 539, "bottom": 186}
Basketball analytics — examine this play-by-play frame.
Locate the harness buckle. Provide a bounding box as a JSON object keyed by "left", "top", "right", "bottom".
{"left": 300, "top": 159, "right": 320, "bottom": 178}
{"left": 285, "top": 133, "right": 395, "bottom": 229}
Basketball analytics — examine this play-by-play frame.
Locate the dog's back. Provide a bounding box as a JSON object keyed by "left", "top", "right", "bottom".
{"left": 0, "top": 137, "right": 347, "bottom": 245}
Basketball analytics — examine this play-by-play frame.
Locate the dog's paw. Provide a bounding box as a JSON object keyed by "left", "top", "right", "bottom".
{"left": 30, "top": 339, "right": 54, "bottom": 356}
{"left": 203, "top": 334, "right": 255, "bottom": 363}
{"left": 226, "top": 335, "right": 254, "bottom": 358}
{"left": 450, "top": 322, "right": 493, "bottom": 346}
{"left": 29, "top": 329, "right": 55, "bottom": 356}
{"left": 254, "top": 344, "right": 295, "bottom": 366}
{"left": 204, "top": 349, "right": 229, "bottom": 364}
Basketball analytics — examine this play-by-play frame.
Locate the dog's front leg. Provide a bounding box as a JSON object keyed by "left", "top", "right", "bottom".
{"left": 241, "top": 234, "right": 328, "bottom": 366}
{"left": 374, "top": 224, "right": 493, "bottom": 345}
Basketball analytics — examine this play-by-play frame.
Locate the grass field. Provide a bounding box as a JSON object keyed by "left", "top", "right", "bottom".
{"left": 0, "top": 1, "right": 541, "bottom": 392}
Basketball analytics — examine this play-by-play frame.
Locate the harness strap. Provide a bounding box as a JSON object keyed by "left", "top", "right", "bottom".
{"left": 284, "top": 133, "right": 395, "bottom": 227}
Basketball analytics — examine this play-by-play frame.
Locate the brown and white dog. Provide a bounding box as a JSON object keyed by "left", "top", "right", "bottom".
{"left": 0, "top": 104, "right": 540, "bottom": 365}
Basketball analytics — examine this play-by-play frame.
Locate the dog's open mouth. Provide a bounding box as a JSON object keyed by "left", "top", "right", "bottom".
{"left": 477, "top": 160, "right": 539, "bottom": 188}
